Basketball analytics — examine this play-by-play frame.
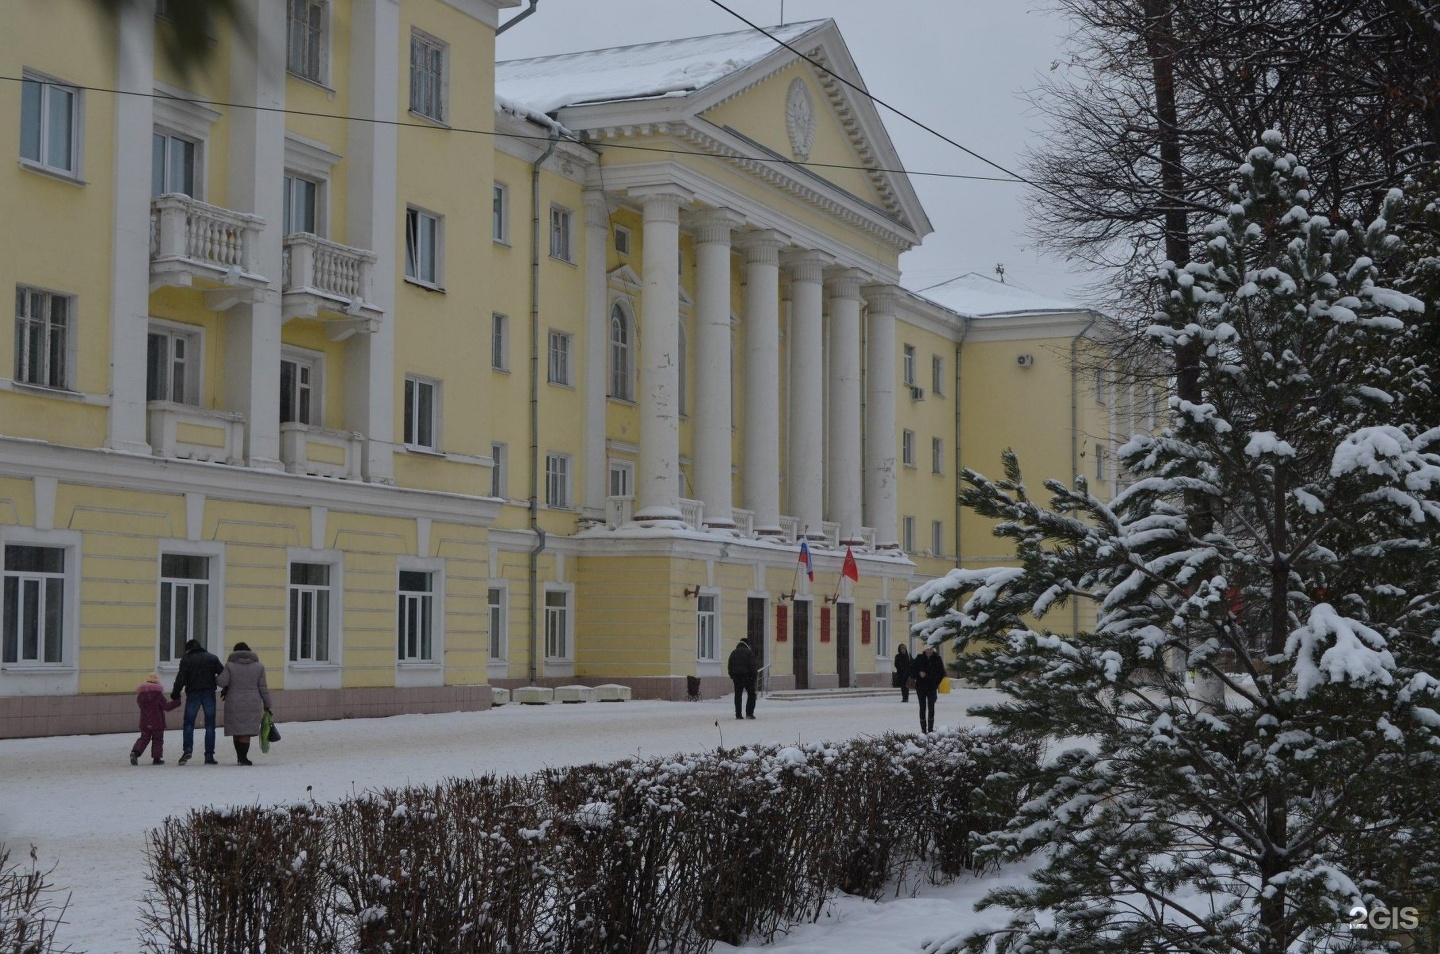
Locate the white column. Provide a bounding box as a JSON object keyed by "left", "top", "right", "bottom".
{"left": 864, "top": 285, "right": 901, "bottom": 548}
{"left": 225, "top": 0, "right": 286, "bottom": 470}
{"left": 783, "top": 250, "right": 831, "bottom": 540}
{"left": 107, "top": 0, "right": 155, "bottom": 455}
{"left": 632, "top": 186, "right": 692, "bottom": 523}
{"left": 345, "top": 0, "right": 399, "bottom": 484}
{"left": 582, "top": 189, "right": 611, "bottom": 519}
{"left": 826, "top": 268, "right": 866, "bottom": 546}
{"left": 739, "top": 230, "right": 786, "bottom": 535}
{"left": 691, "top": 209, "right": 744, "bottom": 530}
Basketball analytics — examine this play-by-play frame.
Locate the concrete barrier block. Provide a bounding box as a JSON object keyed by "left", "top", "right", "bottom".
{"left": 491, "top": 687, "right": 511, "bottom": 706}
{"left": 512, "top": 686, "right": 554, "bottom": 705}
{"left": 594, "top": 683, "right": 632, "bottom": 702}
{"left": 553, "top": 685, "right": 595, "bottom": 704}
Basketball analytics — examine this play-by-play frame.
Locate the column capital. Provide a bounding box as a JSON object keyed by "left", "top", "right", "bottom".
{"left": 687, "top": 208, "right": 746, "bottom": 245}
{"left": 630, "top": 184, "right": 694, "bottom": 224}
{"left": 824, "top": 267, "right": 870, "bottom": 301}
{"left": 737, "top": 229, "right": 788, "bottom": 265}
{"left": 862, "top": 283, "right": 907, "bottom": 315}
{"left": 781, "top": 248, "right": 834, "bottom": 284}
{"left": 582, "top": 188, "right": 610, "bottom": 222}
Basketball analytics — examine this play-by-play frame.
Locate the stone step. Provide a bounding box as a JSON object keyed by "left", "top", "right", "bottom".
{"left": 766, "top": 688, "right": 899, "bottom": 701}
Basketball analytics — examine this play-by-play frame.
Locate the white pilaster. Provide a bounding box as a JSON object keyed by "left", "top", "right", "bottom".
{"left": 107, "top": 0, "right": 155, "bottom": 455}
{"left": 344, "top": 0, "right": 400, "bottom": 484}
{"left": 691, "top": 209, "right": 744, "bottom": 530}
{"left": 826, "top": 268, "right": 866, "bottom": 546}
{"left": 632, "top": 186, "right": 692, "bottom": 523}
{"left": 864, "top": 285, "right": 902, "bottom": 548}
{"left": 783, "top": 250, "right": 831, "bottom": 540}
{"left": 739, "top": 230, "right": 786, "bottom": 535}
{"left": 582, "top": 189, "right": 610, "bottom": 519}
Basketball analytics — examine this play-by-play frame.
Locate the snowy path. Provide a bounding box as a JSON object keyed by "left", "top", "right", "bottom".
{"left": 0, "top": 690, "right": 1006, "bottom": 953}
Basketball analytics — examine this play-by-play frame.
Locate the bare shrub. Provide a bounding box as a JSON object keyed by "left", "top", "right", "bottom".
{"left": 0, "top": 843, "right": 76, "bottom": 954}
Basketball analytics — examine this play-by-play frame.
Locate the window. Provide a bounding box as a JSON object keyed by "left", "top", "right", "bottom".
{"left": 544, "top": 589, "right": 569, "bottom": 659}
{"left": 902, "top": 429, "right": 915, "bottom": 468}
{"left": 490, "top": 443, "right": 507, "bottom": 498}
{"left": 875, "top": 602, "right": 890, "bottom": 658}
{"left": 548, "top": 330, "right": 572, "bottom": 386}
{"left": 932, "top": 354, "right": 945, "bottom": 396}
{"left": 608, "top": 459, "right": 633, "bottom": 498}
{"left": 409, "top": 30, "right": 446, "bottom": 123}
{"left": 1150, "top": 389, "right": 1164, "bottom": 429}
{"left": 492, "top": 184, "right": 508, "bottom": 243}
{"left": 488, "top": 585, "right": 506, "bottom": 661}
{"left": 404, "top": 375, "right": 438, "bottom": 449}
{"left": 1096, "top": 367, "right": 1110, "bottom": 405}
{"left": 158, "top": 554, "right": 209, "bottom": 664}
{"left": 932, "top": 520, "right": 944, "bottom": 557}
{"left": 286, "top": 0, "right": 326, "bottom": 83}
{"left": 545, "top": 453, "right": 571, "bottom": 509}
{"left": 902, "top": 516, "right": 915, "bottom": 554}
{"left": 280, "top": 351, "right": 319, "bottom": 425}
{"left": 397, "top": 569, "right": 434, "bottom": 662}
{"left": 146, "top": 324, "right": 198, "bottom": 404}
{"left": 1096, "top": 443, "right": 1109, "bottom": 481}
{"left": 932, "top": 437, "right": 944, "bottom": 475}
{"left": 678, "top": 320, "right": 688, "bottom": 417}
{"left": 288, "top": 562, "right": 332, "bottom": 663}
{"left": 283, "top": 173, "right": 320, "bottom": 235}
{"left": 151, "top": 131, "right": 197, "bottom": 197}
{"left": 696, "top": 593, "right": 718, "bottom": 660}
{"left": 549, "top": 206, "right": 573, "bottom": 262}
{"left": 2, "top": 545, "right": 65, "bottom": 665}
{"left": 902, "top": 344, "right": 916, "bottom": 386}
{"left": 15, "top": 287, "right": 71, "bottom": 390}
{"left": 608, "top": 302, "right": 632, "bottom": 400}
{"left": 491, "top": 313, "right": 509, "bottom": 370}
{"left": 405, "top": 207, "right": 441, "bottom": 286}
{"left": 20, "top": 73, "right": 78, "bottom": 176}
{"left": 614, "top": 226, "right": 631, "bottom": 255}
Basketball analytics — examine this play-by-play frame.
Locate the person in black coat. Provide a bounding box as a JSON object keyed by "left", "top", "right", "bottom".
{"left": 727, "top": 638, "right": 758, "bottom": 721}
{"left": 911, "top": 644, "right": 946, "bottom": 733}
{"left": 171, "top": 638, "right": 223, "bottom": 764}
{"left": 893, "top": 644, "right": 912, "bottom": 702}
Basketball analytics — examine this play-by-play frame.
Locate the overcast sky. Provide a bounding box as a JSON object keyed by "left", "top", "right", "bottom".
{"left": 495, "top": 0, "right": 1087, "bottom": 302}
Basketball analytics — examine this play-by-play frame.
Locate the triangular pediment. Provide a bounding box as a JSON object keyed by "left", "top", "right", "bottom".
{"left": 608, "top": 264, "right": 643, "bottom": 294}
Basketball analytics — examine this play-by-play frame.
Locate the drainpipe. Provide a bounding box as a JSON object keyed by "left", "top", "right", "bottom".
{"left": 1070, "top": 312, "right": 1098, "bottom": 636}
{"left": 495, "top": 0, "right": 539, "bottom": 35}
{"left": 528, "top": 130, "right": 559, "bottom": 683}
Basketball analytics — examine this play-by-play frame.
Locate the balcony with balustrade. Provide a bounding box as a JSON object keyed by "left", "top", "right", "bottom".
{"left": 281, "top": 233, "right": 384, "bottom": 340}
{"left": 149, "top": 194, "right": 268, "bottom": 308}
{"left": 279, "top": 423, "right": 364, "bottom": 480}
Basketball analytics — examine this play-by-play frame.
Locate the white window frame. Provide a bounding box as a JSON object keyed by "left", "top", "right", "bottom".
{"left": 280, "top": 346, "right": 323, "bottom": 426}
{"left": 286, "top": 549, "right": 341, "bottom": 669}
{"left": 286, "top": 0, "right": 329, "bottom": 86}
{"left": 146, "top": 319, "right": 202, "bottom": 405}
{"left": 549, "top": 205, "right": 574, "bottom": 263}
{"left": 613, "top": 225, "right": 631, "bottom": 255}
{"left": 403, "top": 374, "right": 441, "bottom": 451}
{"left": 1096, "top": 443, "right": 1109, "bottom": 481}
{"left": 932, "top": 520, "right": 945, "bottom": 557}
{"left": 696, "top": 591, "right": 720, "bottom": 661}
{"left": 282, "top": 171, "right": 324, "bottom": 237}
{"left": 408, "top": 29, "right": 448, "bottom": 124}
{"left": 874, "top": 601, "right": 890, "bottom": 658}
{"left": 487, "top": 581, "right": 508, "bottom": 662}
{"left": 902, "top": 429, "right": 915, "bottom": 468}
{"left": 932, "top": 436, "right": 944, "bottom": 475}
{"left": 150, "top": 87, "right": 221, "bottom": 199}
{"left": 19, "top": 71, "right": 81, "bottom": 179}
{"left": 154, "top": 540, "right": 224, "bottom": 670}
{"left": 548, "top": 329, "right": 573, "bottom": 386}
{"left": 543, "top": 584, "right": 573, "bottom": 661}
{"left": 902, "top": 516, "right": 915, "bottom": 554}
{"left": 491, "top": 313, "right": 509, "bottom": 371}
{"left": 490, "top": 442, "right": 507, "bottom": 499}
{"left": 15, "top": 286, "right": 75, "bottom": 392}
{"left": 607, "top": 458, "right": 633, "bottom": 498}
{"left": 545, "top": 452, "right": 572, "bottom": 509}
{"left": 608, "top": 300, "right": 634, "bottom": 401}
{"left": 932, "top": 354, "right": 945, "bottom": 396}
{"left": 1, "top": 531, "right": 80, "bottom": 671}
{"left": 151, "top": 128, "right": 200, "bottom": 198}
{"left": 902, "top": 344, "right": 916, "bottom": 386}
{"left": 405, "top": 206, "right": 443, "bottom": 288}
{"left": 396, "top": 558, "right": 443, "bottom": 665}
{"left": 492, "top": 183, "right": 509, "bottom": 244}
{"left": 1096, "top": 367, "right": 1110, "bottom": 405}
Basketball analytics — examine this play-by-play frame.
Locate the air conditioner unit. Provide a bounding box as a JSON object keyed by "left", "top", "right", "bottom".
{"left": 1017, "top": 354, "right": 1035, "bottom": 367}
{"left": 909, "top": 385, "right": 925, "bottom": 401}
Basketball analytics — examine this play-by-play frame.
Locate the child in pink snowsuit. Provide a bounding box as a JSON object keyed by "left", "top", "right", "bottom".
{"left": 131, "top": 673, "right": 181, "bottom": 765}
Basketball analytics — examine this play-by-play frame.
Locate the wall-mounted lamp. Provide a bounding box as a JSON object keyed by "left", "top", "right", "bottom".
{"left": 777, "top": 589, "right": 796, "bottom": 603}
{"left": 682, "top": 585, "right": 702, "bottom": 599}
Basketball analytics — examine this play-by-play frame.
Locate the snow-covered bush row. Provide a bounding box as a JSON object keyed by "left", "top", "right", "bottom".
{"left": 139, "top": 728, "right": 1036, "bottom": 953}
{"left": 0, "top": 842, "right": 72, "bottom": 954}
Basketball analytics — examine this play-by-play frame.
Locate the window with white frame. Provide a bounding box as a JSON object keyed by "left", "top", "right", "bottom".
{"left": 288, "top": 562, "right": 332, "bottom": 663}
{"left": 405, "top": 207, "right": 442, "bottom": 286}
{"left": 492, "top": 183, "right": 508, "bottom": 243}
{"left": 15, "top": 287, "right": 71, "bottom": 391}
{"left": 902, "top": 429, "right": 915, "bottom": 468}
{"left": 874, "top": 601, "right": 890, "bottom": 657}
{"left": 20, "top": 72, "right": 79, "bottom": 177}
{"left": 544, "top": 588, "right": 570, "bottom": 659}
{"left": 932, "top": 520, "right": 944, "bottom": 556}
{"left": 286, "top": 0, "right": 327, "bottom": 83}
{"left": 902, "top": 344, "right": 916, "bottom": 386}
{"left": 408, "top": 30, "right": 446, "bottom": 123}
{"left": 545, "top": 453, "right": 571, "bottom": 509}
{"left": 280, "top": 350, "right": 320, "bottom": 425}
{"left": 608, "top": 459, "right": 633, "bottom": 498}
{"left": 491, "top": 313, "right": 509, "bottom": 370}
{"left": 1096, "top": 367, "right": 1110, "bottom": 405}
{"left": 696, "top": 593, "right": 718, "bottom": 660}
{"left": 932, "top": 437, "right": 944, "bottom": 475}
{"left": 151, "top": 131, "right": 198, "bottom": 197}
{"left": 932, "top": 354, "right": 945, "bottom": 396}
{"left": 403, "top": 375, "right": 438, "bottom": 449}
{"left": 549, "top": 206, "right": 573, "bottom": 262}
{"left": 146, "top": 323, "right": 198, "bottom": 404}
{"left": 397, "top": 570, "right": 434, "bottom": 662}
{"left": 608, "top": 302, "right": 632, "bottom": 400}
{"left": 548, "top": 330, "right": 572, "bottom": 386}
{"left": 490, "top": 443, "right": 507, "bottom": 499}
{"left": 1096, "top": 443, "right": 1109, "bottom": 480}
{"left": 2, "top": 545, "right": 67, "bottom": 665}
{"left": 488, "top": 585, "right": 507, "bottom": 660}
{"left": 902, "top": 515, "right": 915, "bottom": 554}
{"left": 158, "top": 553, "right": 210, "bottom": 664}
{"left": 614, "top": 225, "right": 631, "bottom": 255}
{"left": 1150, "top": 389, "right": 1164, "bottom": 429}
{"left": 282, "top": 173, "right": 321, "bottom": 235}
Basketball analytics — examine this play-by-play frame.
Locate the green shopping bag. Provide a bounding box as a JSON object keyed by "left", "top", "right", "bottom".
{"left": 259, "top": 710, "right": 276, "bottom": 754}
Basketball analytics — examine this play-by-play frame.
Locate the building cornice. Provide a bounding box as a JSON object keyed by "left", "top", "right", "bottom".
{"left": 961, "top": 310, "right": 1107, "bottom": 343}
{"left": 437, "top": 0, "right": 521, "bottom": 29}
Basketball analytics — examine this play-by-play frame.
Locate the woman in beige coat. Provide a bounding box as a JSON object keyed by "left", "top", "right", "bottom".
{"left": 217, "top": 641, "right": 273, "bottom": 765}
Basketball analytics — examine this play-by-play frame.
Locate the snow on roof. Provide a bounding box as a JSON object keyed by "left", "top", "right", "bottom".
{"left": 915, "top": 272, "right": 1092, "bottom": 318}
{"left": 496, "top": 20, "right": 828, "bottom": 116}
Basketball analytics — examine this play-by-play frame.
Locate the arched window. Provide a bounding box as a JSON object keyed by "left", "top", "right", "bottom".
{"left": 609, "top": 302, "right": 632, "bottom": 400}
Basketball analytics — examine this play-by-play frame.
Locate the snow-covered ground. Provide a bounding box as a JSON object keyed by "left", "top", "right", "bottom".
{"left": 0, "top": 689, "right": 1016, "bottom": 953}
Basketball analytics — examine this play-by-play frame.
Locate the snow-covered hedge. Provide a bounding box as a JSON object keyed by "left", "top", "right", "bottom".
{"left": 140, "top": 728, "right": 1036, "bottom": 953}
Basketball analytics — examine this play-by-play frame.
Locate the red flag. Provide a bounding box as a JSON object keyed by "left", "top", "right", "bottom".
{"left": 841, "top": 546, "right": 859, "bottom": 583}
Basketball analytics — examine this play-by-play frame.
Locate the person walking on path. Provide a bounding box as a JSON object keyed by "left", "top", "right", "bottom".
{"left": 217, "top": 642, "right": 273, "bottom": 766}
{"left": 728, "top": 638, "right": 758, "bottom": 721}
{"left": 911, "top": 643, "right": 946, "bottom": 734}
{"left": 893, "top": 644, "right": 912, "bottom": 703}
{"left": 130, "top": 673, "right": 181, "bottom": 765}
{"left": 171, "top": 639, "right": 223, "bottom": 765}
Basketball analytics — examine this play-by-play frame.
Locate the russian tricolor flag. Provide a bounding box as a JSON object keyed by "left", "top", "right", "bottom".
{"left": 798, "top": 539, "right": 814, "bottom": 582}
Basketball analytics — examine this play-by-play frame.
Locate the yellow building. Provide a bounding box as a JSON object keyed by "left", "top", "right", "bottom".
{"left": 0, "top": 3, "right": 1132, "bottom": 736}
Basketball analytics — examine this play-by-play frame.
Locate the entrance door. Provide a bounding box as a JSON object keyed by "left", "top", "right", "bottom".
{"left": 746, "top": 597, "right": 766, "bottom": 691}
{"left": 792, "top": 600, "right": 810, "bottom": 690}
{"left": 837, "top": 602, "right": 852, "bottom": 688}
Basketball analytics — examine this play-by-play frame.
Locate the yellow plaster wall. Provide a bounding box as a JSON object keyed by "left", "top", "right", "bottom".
{"left": 152, "top": 16, "right": 235, "bottom": 212}
{"left": 0, "top": 479, "right": 32, "bottom": 527}
{"left": 894, "top": 319, "right": 959, "bottom": 561}
{"left": 573, "top": 555, "right": 677, "bottom": 676}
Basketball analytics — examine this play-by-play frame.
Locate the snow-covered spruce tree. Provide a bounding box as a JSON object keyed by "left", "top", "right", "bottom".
{"left": 912, "top": 134, "right": 1440, "bottom": 954}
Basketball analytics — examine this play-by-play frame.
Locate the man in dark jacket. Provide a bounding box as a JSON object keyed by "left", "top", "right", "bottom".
{"left": 911, "top": 644, "right": 947, "bottom": 734}
{"left": 727, "top": 638, "right": 758, "bottom": 721}
{"left": 171, "top": 638, "right": 223, "bottom": 764}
